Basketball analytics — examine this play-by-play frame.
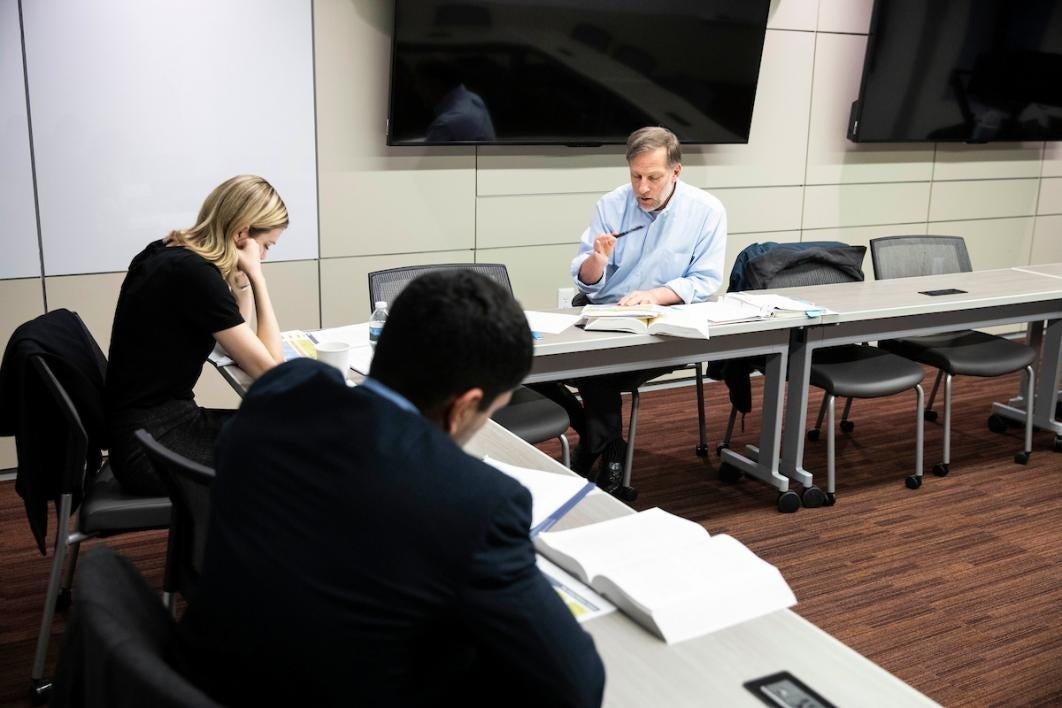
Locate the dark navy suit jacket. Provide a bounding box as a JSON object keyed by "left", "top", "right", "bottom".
{"left": 175, "top": 359, "right": 605, "bottom": 707}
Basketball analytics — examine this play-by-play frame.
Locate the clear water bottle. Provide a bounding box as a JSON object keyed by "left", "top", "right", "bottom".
{"left": 368, "top": 300, "right": 388, "bottom": 345}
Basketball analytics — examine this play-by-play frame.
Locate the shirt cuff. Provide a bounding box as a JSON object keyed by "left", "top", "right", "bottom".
{"left": 664, "top": 277, "right": 694, "bottom": 304}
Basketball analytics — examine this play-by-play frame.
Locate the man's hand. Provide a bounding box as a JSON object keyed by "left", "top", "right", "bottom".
{"left": 578, "top": 232, "right": 618, "bottom": 285}
{"left": 618, "top": 286, "right": 681, "bottom": 307}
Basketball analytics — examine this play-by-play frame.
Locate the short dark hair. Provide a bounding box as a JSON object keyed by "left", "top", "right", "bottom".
{"left": 369, "top": 270, "right": 533, "bottom": 417}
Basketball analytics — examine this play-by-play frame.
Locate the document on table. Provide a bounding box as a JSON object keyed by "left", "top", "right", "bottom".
{"left": 536, "top": 555, "right": 616, "bottom": 623}
{"left": 483, "top": 456, "right": 596, "bottom": 535}
{"left": 525, "top": 310, "right": 581, "bottom": 335}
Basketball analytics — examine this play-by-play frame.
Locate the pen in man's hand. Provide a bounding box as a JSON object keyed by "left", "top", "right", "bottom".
{"left": 612, "top": 224, "right": 646, "bottom": 238}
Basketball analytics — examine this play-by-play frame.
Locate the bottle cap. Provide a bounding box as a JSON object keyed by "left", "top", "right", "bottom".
{"left": 374, "top": 301, "right": 387, "bottom": 309}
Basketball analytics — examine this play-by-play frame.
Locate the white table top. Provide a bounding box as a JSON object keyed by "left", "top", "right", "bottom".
{"left": 465, "top": 422, "right": 939, "bottom": 707}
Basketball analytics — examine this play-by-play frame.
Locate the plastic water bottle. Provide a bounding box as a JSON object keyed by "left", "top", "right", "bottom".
{"left": 368, "top": 301, "right": 388, "bottom": 345}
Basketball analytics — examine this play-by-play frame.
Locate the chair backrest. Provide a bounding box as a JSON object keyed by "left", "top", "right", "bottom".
{"left": 763, "top": 259, "right": 862, "bottom": 288}
{"left": 367, "top": 263, "right": 514, "bottom": 311}
{"left": 50, "top": 547, "right": 223, "bottom": 708}
{"left": 134, "top": 429, "right": 216, "bottom": 602}
{"left": 869, "top": 235, "right": 972, "bottom": 280}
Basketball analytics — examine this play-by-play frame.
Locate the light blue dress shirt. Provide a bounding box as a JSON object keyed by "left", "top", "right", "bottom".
{"left": 570, "top": 180, "right": 727, "bottom": 304}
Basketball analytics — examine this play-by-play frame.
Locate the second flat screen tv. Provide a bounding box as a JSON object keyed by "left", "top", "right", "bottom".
{"left": 850, "top": 0, "right": 1062, "bottom": 142}
{"left": 387, "top": 0, "right": 771, "bottom": 146}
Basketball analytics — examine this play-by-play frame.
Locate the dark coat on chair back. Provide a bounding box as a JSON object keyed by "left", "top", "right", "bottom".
{"left": 0, "top": 309, "right": 108, "bottom": 553}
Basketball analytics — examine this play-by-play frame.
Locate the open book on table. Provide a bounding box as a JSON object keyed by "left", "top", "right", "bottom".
{"left": 576, "top": 304, "right": 711, "bottom": 340}
{"left": 725, "top": 292, "right": 830, "bottom": 319}
{"left": 533, "top": 507, "right": 796, "bottom": 644}
{"left": 208, "top": 325, "right": 376, "bottom": 374}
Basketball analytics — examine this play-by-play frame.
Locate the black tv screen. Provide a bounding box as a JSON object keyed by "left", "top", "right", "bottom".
{"left": 387, "top": 0, "right": 771, "bottom": 146}
{"left": 849, "top": 0, "right": 1062, "bottom": 143}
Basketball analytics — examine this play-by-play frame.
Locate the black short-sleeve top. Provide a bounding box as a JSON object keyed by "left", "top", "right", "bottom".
{"left": 106, "top": 240, "right": 244, "bottom": 414}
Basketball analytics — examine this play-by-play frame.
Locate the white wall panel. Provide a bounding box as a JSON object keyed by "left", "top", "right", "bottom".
{"left": 933, "top": 144, "right": 1043, "bottom": 182}
{"left": 1031, "top": 216, "right": 1062, "bottom": 263}
{"left": 0, "top": 0, "right": 41, "bottom": 279}
{"left": 767, "top": 0, "right": 818, "bottom": 31}
{"left": 320, "top": 250, "right": 474, "bottom": 327}
{"left": 1036, "top": 178, "right": 1062, "bottom": 216}
{"left": 805, "top": 33, "right": 934, "bottom": 185}
{"left": 816, "top": 0, "right": 873, "bottom": 34}
{"left": 714, "top": 186, "right": 804, "bottom": 234}
{"left": 803, "top": 182, "right": 930, "bottom": 229}
{"left": 928, "top": 218, "right": 1035, "bottom": 269}
{"left": 477, "top": 194, "right": 597, "bottom": 249}
{"left": 24, "top": 0, "right": 318, "bottom": 275}
{"left": 477, "top": 244, "right": 580, "bottom": 310}
{"left": 929, "top": 180, "right": 1039, "bottom": 222}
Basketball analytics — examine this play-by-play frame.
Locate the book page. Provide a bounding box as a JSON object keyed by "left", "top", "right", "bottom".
{"left": 525, "top": 310, "right": 581, "bottom": 335}
{"left": 729, "top": 292, "right": 829, "bottom": 316}
{"left": 582, "top": 316, "right": 650, "bottom": 335}
{"left": 533, "top": 508, "right": 710, "bottom": 583}
{"left": 674, "top": 299, "right": 769, "bottom": 324}
{"left": 647, "top": 309, "right": 710, "bottom": 339}
{"left": 593, "top": 534, "right": 796, "bottom": 644}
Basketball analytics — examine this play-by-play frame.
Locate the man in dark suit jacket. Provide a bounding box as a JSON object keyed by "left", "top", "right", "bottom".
{"left": 175, "top": 270, "right": 605, "bottom": 707}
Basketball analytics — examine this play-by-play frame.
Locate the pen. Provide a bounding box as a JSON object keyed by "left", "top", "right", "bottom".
{"left": 612, "top": 224, "right": 646, "bottom": 238}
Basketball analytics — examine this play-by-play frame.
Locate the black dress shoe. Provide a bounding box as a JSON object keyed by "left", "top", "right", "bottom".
{"left": 571, "top": 444, "right": 600, "bottom": 480}
{"left": 595, "top": 439, "right": 627, "bottom": 492}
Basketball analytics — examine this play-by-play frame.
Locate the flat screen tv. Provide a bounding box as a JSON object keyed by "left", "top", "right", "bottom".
{"left": 849, "top": 0, "right": 1062, "bottom": 143}
{"left": 386, "top": 0, "right": 771, "bottom": 146}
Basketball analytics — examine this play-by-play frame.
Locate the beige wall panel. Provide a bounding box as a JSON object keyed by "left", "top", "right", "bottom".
{"left": 193, "top": 364, "right": 242, "bottom": 410}
{"left": 686, "top": 30, "right": 814, "bottom": 189}
{"left": 261, "top": 259, "right": 321, "bottom": 331}
{"left": 803, "top": 182, "right": 930, "bottom": 230}
{"left": 1036, "top": 178, "right": 1062, "bottom": 216}
{"left": 928, "top": 179, "right": 1039, "bottom": 223}
{"left": 929, "top": 217, "right": 1035, "bottom": 270}
{"left": 44, "top": 273, "right": 124, "bottom": 354}
{"left": 314, "top": 0, "right": 476, "bottom": 258}
{"left": 799, "top": 223, "right": 928, "bottom": 281}
{"left": 318, "top": 159, "right": 476, "bottom": 258}
{"left": 477, "top": 148, "right": 626, "bottom": 198}
{"left": 723, "top": 231, "right": 802, "bottom": 288}
{"left": 476, "top": 244, "right": 578, "bottom": 310}
{"left": 1043, "top": 142, "right": 1062, "bottom": 177}
{"left": 767, "top": 0, "right": 818, "bottom": 31}
{"left": 320, "top": 250, "right": 473, "bottom": 327}
{"left": 0, "top": 279, "right": 46, "bottom": 469}
{"left": 816, "top": 0, "right": 872, "bottom": 34}
{"left": 933, "top": 144, "right": 1043, "bottom": 181}
{"left": 1031, "top": 216, "right": 1062, "bottom": 263}
{"left": 713, "top": 186, "right": 803, "bottom": 235}
{"left": 477, "top": 193, "right": 598, "bottom": 249}
{"left": 806, "top": 34, "right": 934, "bottom": 185}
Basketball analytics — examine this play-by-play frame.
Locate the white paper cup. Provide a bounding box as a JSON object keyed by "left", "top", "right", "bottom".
{"left": 315, "top": 341, "right": 351, "bottom": 375}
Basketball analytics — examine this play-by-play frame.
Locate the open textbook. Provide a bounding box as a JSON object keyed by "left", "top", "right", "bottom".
{"left": 208, "top": 325, "right": 375, "bottom": 374}
{"left": 725, "top": 292, "right": 829, "bottom": 318}
{"left": 576, "top": 304, "right": 711, "bottom": 340}
{"left": 533, "top": 507, "right": 796, "bottom": 644}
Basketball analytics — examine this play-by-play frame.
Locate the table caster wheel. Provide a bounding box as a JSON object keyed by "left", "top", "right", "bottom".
{"left": 801, "top": 486, "right": 826, "bottom": 508}
{"left": 987, "top": 414, "right": 1008, "bottom": 434}
{"left": 824, "top": 492, "right": 837, "bottom": 506}
{"left": 932, "top": 463, "right": 949, "bottom": 477}
{"left": 1014, "top": 451, "right": 1030, "bottom": 465}
{"left": 905, "top": 475, "right": 923, "bottom": 489}
{"left": 777, "top": 490, "right": 800, "bottom": 513}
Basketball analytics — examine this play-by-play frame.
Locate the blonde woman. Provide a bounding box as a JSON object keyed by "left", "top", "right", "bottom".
{"left": 106, "top": 175, "right": 287, "bottom": 495}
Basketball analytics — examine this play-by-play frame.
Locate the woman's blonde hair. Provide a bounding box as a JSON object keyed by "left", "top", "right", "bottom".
{"left": 166, "top": 175, "right": 288, "bottom": 288}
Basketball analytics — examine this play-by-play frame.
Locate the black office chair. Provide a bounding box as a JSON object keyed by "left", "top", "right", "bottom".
{"left": 135, "top": 428, "right": 216, "bottom": 612}
{"left": 870, "top": 235, "right": 1036, "bottom": 473}
{"left": 0, "top": 310, "right": 172, "bottom": 704}
{"left": 716, "top": 244, "right": 927, "bottom": 506}
{"left": 49, "top": 547, "right": 223, "bottom": 708}
{"left": 567, "top": 290, "right": 704, "bottom": 501}
{"left": 367, "top": 264, "right": 571, "bottom": 467}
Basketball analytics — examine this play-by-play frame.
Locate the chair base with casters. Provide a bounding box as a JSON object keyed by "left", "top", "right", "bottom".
{"left": 806, "top": 345, "right": 926, "bottom": 504}
{"left": 27, "top": 358, "right": 171, "bottom": 705}
{"left": 878, "top": 331, "right": 1036, "bottom": 473}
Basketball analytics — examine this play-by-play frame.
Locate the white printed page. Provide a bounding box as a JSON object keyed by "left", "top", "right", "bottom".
{"left": 483, "top": 457, "right": 594, "bottom": 532}
{"left": 534, "top": 508, "right": 709, "bottom": 583}
{"left": 524, "top": 310, "right": 581, "bottom": 334}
